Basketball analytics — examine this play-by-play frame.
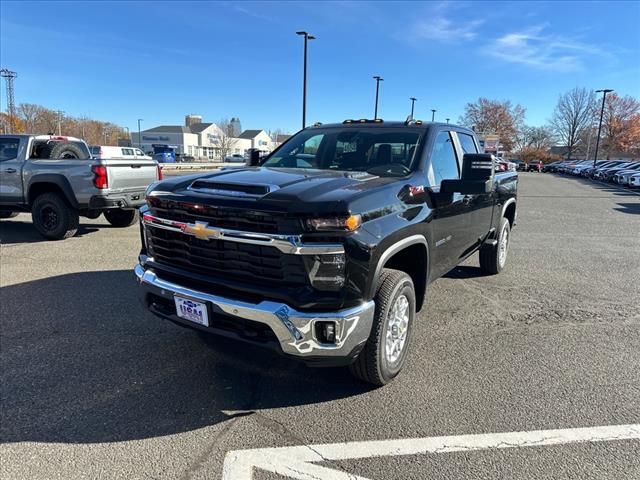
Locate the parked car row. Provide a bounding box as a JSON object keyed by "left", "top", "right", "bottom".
{"left": 545, "top": 159, "right": 640, "bottom": 188}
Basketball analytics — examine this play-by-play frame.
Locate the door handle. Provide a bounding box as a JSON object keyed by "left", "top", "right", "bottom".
{"left": 4, "top": 168, "right": 17, "bottom": 173}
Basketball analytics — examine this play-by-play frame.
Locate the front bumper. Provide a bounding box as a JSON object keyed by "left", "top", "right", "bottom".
{"left": 134, "top": 263, "right": 375, "bottom": 365}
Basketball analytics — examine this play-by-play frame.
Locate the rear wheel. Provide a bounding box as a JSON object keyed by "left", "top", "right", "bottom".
{"left": 479, "top": 217, "right": 510, "bottom": 275}
{"left": 103, "top": 209, "right": 138, "bottom": 227}
{"left": 349, "top": 268, "right": 415, "bottom": 386}
{"left": 31, "top": 192, "right": 79, "bottom": 240}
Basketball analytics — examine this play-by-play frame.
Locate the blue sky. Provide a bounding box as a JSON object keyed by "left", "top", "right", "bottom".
{"left": 1, "top": 0, "right": 639, "bottom": 134}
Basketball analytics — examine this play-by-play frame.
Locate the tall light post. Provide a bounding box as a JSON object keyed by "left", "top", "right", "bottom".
{"left": 593, "top": 89, "right": 613, "bottom": 167}
{"left": 431, "top": 109, "right": 436, "bottom": 122}
{"left": 373, "top": 76, "right": 383, "bottom": 119}
{"left": 446, "top": 118, "right": 450, "bottom": 124}
{"left": 409, "top": 97, "right": 417, "bottom": 119}
{"left": 137, "top": 119, "right": 143, "bottom": 149}
{"left": 296, "top": 31, "right": 315, "bottom": 129}
{"left": 55, "top": 110, "right": 65, "bottom": 135}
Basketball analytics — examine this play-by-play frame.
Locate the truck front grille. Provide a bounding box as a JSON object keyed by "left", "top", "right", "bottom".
{"left": 146, "top": 226, "right": 309, "bottom": 286}
{"left": 148, "top": 204, "right": 293, "bottom": 234}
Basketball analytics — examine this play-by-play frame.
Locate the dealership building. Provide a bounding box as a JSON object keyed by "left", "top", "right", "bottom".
{"left": 133, "top": 115, "right": 277, "bottom": 160}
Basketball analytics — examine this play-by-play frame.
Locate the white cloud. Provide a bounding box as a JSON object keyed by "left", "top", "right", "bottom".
{"left": 484, "top": 25, "right": 608, "bottom": 72}
{"left": 411, "top": 16, "right": 484, "bottom": 42}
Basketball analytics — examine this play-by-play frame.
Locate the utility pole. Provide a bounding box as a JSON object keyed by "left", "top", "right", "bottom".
{"left": 55, "top": 110, "right": 65, "bottom": 135}
{"left": 593, "top": 89, "right": 613, "bottom": 167}
{"left": 0, "top": 68, "right": 18, "bottom": 133}
{"left": 296, "top": 31, "right": 315, "bottom": 129}
{"left": 409, "top": 97, "right": 417, "bottom": 119}
{"left": 373, "top": 76, "right": 383, "bottom": 119}
{"left": 137, "top": 119, "right": 144, "bottom": 148}
{"left": 431, "top": 109, "right": 436, "bottom": 122}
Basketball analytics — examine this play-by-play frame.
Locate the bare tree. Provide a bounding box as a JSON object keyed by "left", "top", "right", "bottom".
{"left": 549, "top": 87, "right": 596, "bottom": 160}
{"left": 215, "top": 118, "right": 239, "bottom": 161}
{"left": 18, "top": 103, "right": 44, "bottom": 133}
{"left": 459, "top": 98, "right": 525, "bottom": 152}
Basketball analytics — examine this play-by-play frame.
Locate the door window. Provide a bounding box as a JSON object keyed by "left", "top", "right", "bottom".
{"left": 0, "top": 138, "right": 20, "bottom": 162}
{"left": 135, "top": 149, "right": 145, "bottom": 156}
{"left": 122, "top": 148, "right": 134, "bottom": 156}
{"left": 458, "top": 133, "right": 478, "bottom": 153}
{"left": 430, "top": 131, "right": 459, "bottom": 186}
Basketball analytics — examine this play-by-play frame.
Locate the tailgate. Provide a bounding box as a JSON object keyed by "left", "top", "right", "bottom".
{"left": 103, "top": 159, "right": 158, "bottom": 191}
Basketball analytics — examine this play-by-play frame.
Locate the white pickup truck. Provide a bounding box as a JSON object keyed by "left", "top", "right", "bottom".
{"left": 0, "top": 134, "right": 161, "bottom": 240}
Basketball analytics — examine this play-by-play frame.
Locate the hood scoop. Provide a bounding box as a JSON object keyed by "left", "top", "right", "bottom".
{"left": 187, "top": 180, "right": 278, "bottom": 198}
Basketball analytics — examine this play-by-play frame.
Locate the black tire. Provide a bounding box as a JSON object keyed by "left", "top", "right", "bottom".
{"left": 31, "top": 192, "right": 79, "bottom": 240}
{"left": 0, "top": 211, "right": 19, "bottom": 219}
{"left": 103, "top": 209, "right": 138, "bottom": 227}
{"left": 39, "top": 142, "right": 89, "bottom": 160}
{"left": 479, "top": 217, "right": 511, "bottom": 275}
{"left": 349, "top": 268, "right": 415, "bottom": 386}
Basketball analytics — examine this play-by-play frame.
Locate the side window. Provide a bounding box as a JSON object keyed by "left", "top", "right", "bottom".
{"left": 135, "top": 149, "right": 144, "bottom": 156}
{"left": 123, "top": 148, "right": 134, "bottom": 156}
{"left": 458, "top": 133, "right": 478, "bottom": 154}
{"left": 430, "top": 131, "right": 459, "bottom": 186}
{"left": 0, "top": 138, "right": 20, "bottom": 162}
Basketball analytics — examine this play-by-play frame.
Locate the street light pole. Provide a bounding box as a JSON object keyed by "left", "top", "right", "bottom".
{"left": 55, "top": 110, "right": 65, "bottom": 135}
{"left": 137, "top": 119, "right": 143, "bottom": 149}
{"left": 409, "top": 97, "right": 417, "bottom": 119}
{"left": 296, "top": 31, "right": 315, "bottom": 129}
{"left": 373, "top": 76, "right": 383, "bottom": 119}
{"left": 446, "top": 118, "right": 450, "bottom": 124}
{"left": 431, "top": 109, "right": 436, "bottom": 122}
{"left": 593, "top": 89, "right": 613, "bottom": 167}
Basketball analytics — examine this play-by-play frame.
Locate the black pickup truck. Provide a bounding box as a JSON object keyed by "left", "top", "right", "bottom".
{"left": 135, "top": 120, "right": 517, "bottom": 385}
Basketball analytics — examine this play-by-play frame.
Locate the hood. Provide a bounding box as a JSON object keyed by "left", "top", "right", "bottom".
{"left": 149, "top": 167, "right": 401, "bottom": 214}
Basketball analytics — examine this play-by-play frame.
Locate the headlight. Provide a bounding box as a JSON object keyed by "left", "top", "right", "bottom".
{"left": 306, "top": 214, "right": 361, "bottom": 232}
{"left": 303, "top": 254, "right": 346, "bottom": 291}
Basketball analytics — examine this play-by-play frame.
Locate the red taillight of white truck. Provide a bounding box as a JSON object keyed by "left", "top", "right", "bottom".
{"left": 156, "top": 164, "right": 163, "bottom": 181}
{"left": 91, "top": 165, "right": 108, "bottom": 189}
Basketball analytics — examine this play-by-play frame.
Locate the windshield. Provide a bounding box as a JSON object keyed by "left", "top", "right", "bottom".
{"left": 262, "top": 127, "right": 423, "bottom": 177}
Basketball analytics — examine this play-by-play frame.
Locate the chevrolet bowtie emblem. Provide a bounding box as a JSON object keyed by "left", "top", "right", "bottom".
{"left": 182, "top": 221, "right": 220, "bottom": 240}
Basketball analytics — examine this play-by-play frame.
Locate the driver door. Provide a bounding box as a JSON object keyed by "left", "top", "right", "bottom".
{"left": 428, "top": 130, "right": 470, "bottom": 277}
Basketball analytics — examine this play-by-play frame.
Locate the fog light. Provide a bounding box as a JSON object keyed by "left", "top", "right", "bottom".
{"left": 315, "top": 321, "right": 337, "bottom": 344}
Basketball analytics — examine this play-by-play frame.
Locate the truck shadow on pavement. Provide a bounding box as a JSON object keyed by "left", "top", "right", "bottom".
{"left": 0, "top": 219, "right": 101, "bottom": 245}
{"left": 614, "top": 202, "right": 640, "bottom": 215}
{"left": 0, "top": 270, "right": 371, "bottom": 444}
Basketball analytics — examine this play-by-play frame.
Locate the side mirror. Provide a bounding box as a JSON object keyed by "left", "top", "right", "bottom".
{"left": 441, "top": 153, "right": 494, "bottom": 194}
{"left": 247, "top": 149, "right": 261, "bottom": 166}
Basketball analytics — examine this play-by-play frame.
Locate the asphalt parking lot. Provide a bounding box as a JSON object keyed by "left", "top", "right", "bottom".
{"left": 1, "top": 173, "right": 639, "bottom": 479}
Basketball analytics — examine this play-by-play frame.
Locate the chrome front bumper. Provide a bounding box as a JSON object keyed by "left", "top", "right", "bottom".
{"left": 134, "top": 264, "right": 375, "bottom": 359}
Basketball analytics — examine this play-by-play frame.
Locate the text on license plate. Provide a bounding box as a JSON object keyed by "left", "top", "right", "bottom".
{"left": 174, "top": 296, "right": 209, "bottom": 326}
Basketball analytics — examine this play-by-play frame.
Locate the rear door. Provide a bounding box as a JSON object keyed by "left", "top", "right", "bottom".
{"left": 428, "top": 130, "right": 470, "bottom": 276}
{"left": 453, "top": 131, "right": 495, "bottom": 249}
{"left": 0, "top": 137, "right": 25, "bottom": 204}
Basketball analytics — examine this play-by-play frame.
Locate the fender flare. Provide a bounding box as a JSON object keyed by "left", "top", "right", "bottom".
{"left": 27, "top": 174, "right": 79, "bottom": 209}
{"left": 371, "top": 234, "right": 429, "bottom": 295}
{"left": 501, "top": 197, "right": 517, "bottom": 224}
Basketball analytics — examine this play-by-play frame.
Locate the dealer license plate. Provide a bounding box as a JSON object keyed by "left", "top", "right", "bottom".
{"left": 174, "top": 296, "right": 209, "bottom": 326}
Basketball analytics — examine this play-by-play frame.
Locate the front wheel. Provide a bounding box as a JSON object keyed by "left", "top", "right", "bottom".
{"left": 479, "top": 217, "right": 511, "bottom": 275}
{"left": 103, "top": 209, "right": 138, "bottom": 227}
{"left": 349, "top": 268, "right": 415, "bottom": 386}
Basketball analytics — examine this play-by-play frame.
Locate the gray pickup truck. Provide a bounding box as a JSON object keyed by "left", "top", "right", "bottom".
{"left": 0, "top": 134, "right": 161, "bottom": 240}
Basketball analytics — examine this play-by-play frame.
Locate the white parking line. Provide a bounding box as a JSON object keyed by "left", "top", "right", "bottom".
{"left": 222, "top": 423, "right": 640, "bottom": 480}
